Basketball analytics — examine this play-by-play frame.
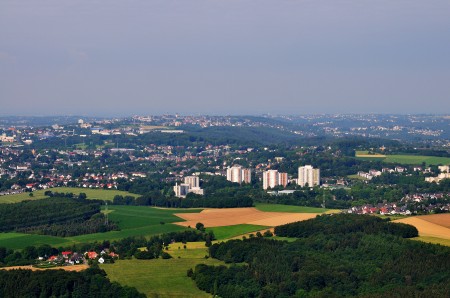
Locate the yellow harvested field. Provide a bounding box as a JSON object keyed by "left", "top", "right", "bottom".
{"left": 417, "top": 214, "right": 450, "bottom": 229}
{"left": 174, "top": 207, "right": 319, "bottom": 227}
{"left": 355, "top": 154, "right": 386, "bottom": 158}
{"left": 0, "top": 265, "right": 89, "bottom": 272}
{"left": 394, "top": 216, "right": 450, "bottom": 240}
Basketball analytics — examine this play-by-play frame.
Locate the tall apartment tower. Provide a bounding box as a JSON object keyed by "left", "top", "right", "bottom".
{"left": 227, "top": 166, "right": 251, "bottom": 184}
{"left": 263, "top": 170, "right": 279, "bottom": 190}
{"left": 184, "top": 176, "right": 199, "bottom": 188}
{"left": 298, "top": 165, "right": 320, "bottom": 187}
{"left": 241, "top": 168, "right": 252, "bottom": 184}
{"left": 278, "top": 172, "right": 288, "bottom": 188}
{"left": 173, "top": 183, "right": 190, "bottom": 197}
{"left": 227, "top": 165, "right": 242, "bottom": 183}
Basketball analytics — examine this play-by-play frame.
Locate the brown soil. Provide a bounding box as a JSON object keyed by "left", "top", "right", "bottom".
{"left": 394, "top": 216, "right": 450, "bottom": 240}
{"left": 174, "top": 207, "right": 319, "bottom": 228}
{"left": 416, "top": 214, "right": 450, "bottom": 229}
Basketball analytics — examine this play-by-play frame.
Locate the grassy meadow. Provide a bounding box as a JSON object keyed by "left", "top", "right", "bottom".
{"left": 355, "top": 150, "right": 450, "bottom": 165}
{"left": 101, "top": 242, "right": 224, "bottom": 298}
{"left": 255, "top": 203, "right": 332, "bottom": 213}
{"left": 0, "top": 232, "right": 74, "bottom": 250}
{"left": 413, "top": 236, "right": 450, "bottom": 247}
{"left": 207, "top": 224, "right": 269, "bottom": 240}
{"left": 384, "top": 155, "right": 450, "bottom": 165}
{"left": 0, "top": 187, "right": 138, "bottom": 204}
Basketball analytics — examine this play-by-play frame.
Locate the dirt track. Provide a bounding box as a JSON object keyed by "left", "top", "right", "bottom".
{"left": 174, "top": 207, "right": 319, "bottom": 227}
{"left": 0, "top": 265, "right": 89, "bottom": 272}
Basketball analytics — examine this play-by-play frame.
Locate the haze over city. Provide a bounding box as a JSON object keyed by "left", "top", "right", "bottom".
{"left": 1, "top": 0, "right": 450, "bottom": 116}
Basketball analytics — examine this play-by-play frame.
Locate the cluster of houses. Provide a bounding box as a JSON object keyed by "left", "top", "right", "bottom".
{"left": 347, "top": 203, "right": 412, "bottom": 215}
{"left": 425, "top": 165, "right": 450, "bottom": 183}
{"left": 401, "top": 192, "right": 447, "bottom": 203}
{"left": 357, "top": 166, "right": 408, "bottom": 180}
{"left": 41, "top": 250, "right": 119, "bottom": 266}
{"left": 347, "top": 192, "right": 450, "bottom": 215}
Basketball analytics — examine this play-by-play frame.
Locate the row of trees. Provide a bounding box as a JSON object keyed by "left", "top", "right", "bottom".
{"left": 16, "top": 213, "right": 118, "bottom": 237}
{"left": 0, "top": 197, "right": 101, "bottom": 232}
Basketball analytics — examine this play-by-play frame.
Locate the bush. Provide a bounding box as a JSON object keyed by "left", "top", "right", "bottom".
{"left": 161, "top": 252, "right": 172, "bottom": 259}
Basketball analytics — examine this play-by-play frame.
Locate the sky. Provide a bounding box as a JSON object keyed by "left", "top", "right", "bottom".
{"left": 1, "top": 0, "right": 450, "bottom": 116}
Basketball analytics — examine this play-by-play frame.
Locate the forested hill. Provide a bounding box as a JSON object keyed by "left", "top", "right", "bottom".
{"left": 0, "top": 197, "right": 116, "bottom": 236}
{"left": 274, "top": 213, "right": 419, "bottom": 238}
{"left": 191, "top": 215, "right": 450, "bottom": 297}
{"left": 0, "top": 197, "right": 100, "bottom": 232}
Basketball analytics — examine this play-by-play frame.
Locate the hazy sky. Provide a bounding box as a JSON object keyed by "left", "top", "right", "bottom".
{"left": 1, "top": 0, "right": 450, "bottom": 116}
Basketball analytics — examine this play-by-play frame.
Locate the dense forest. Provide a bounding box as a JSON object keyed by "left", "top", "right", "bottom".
{"left": 274, "top": 213, "right": 418, "bottom": 238}
{"left": 0, "top": 268, "right": 145, "bottom": 298}
{"left": 0, "top": 197, "right": 116, "bottom": 236}
{"left": 191, "top": 215, "right": 449, "bottom": 297}
{"left": 16, "top": 213, "right": 118, "bottom": 237}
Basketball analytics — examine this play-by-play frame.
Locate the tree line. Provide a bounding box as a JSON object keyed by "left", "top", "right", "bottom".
{"left": 0, "top": 196, "right": 117, "bottom": 236}
{"left": 0, "top": 268, "right": 145, "bottom": 298}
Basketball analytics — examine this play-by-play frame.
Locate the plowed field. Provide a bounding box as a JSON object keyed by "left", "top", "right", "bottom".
{"left": 174, "top": 207, "right": 319, "bottom": 227}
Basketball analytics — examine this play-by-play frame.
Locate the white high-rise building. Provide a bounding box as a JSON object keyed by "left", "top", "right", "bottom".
{"left": 298, "top": 165, "right": 320, "bottom": 187}
{"left": 173, "top": 183, "right": 190, "bottom": 198}
{"left": 184, "top": 176, "right": 199, "bottom": 188}
{"left": 241, "top": 168, "right": 252, "bottom": 184}
{"left": 174, "top": 176, "right": 204, "bottom": 198}
{"left": 262, "top": 170, "right": 289, "bottom": 190}
{"left": 226, "top": 166, "right": 251, "bottom": 184}
{"left": 278, "top": 172, "right": 288, "bottom": 188}
{"left": 227, "top": 166, "right": 242, "bottom": 183}
{"left": 263, "top": 170, "right": 279, "bottom": 190}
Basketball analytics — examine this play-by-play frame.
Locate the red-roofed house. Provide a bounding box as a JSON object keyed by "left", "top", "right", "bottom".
{"left": 61, "top": 251, "right": 72, "bottom": 258}
{"left": 109, "top": 252, "right": 119, "bottom": 258}
{"left": 87, "top": 251, "right": 98, "bottom": 259}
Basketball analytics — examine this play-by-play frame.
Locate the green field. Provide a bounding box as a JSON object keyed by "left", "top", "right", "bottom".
{"left": 0, "top": 232, "right": 74, "bottom": 250}
{"left": 413, "top": 236, "right": 450, "bottom": 247}
{"left": 0, "top": 187, "right": 138, "bottom": 204}
{"left": 0, "top": 206, "right": 202, "bottom": 250}
{"left": 207, "top": 224, "right": 269, "bottom": 240}
{"left": 355, "top": 151, "right": 386, "bottom": 158}
{"left": 272, "top": 236, "right": 298, "bottom": 242}
{"left": 347, "top": 174, "right": 369, "bottom": 181}
{"left": 384, "top": 155, "right": 450, "bottom": 165}
{"left": 101, "top": 242, "right": 224, "bottom": 298}
{"left": 355, "top": 151, "right": 450, "bottom": 165}
{"left": 254, "top": 203, "right": 332, "bottom": 213}
{"left": 74, "top": 143, "right": 88, "bottom": 150}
